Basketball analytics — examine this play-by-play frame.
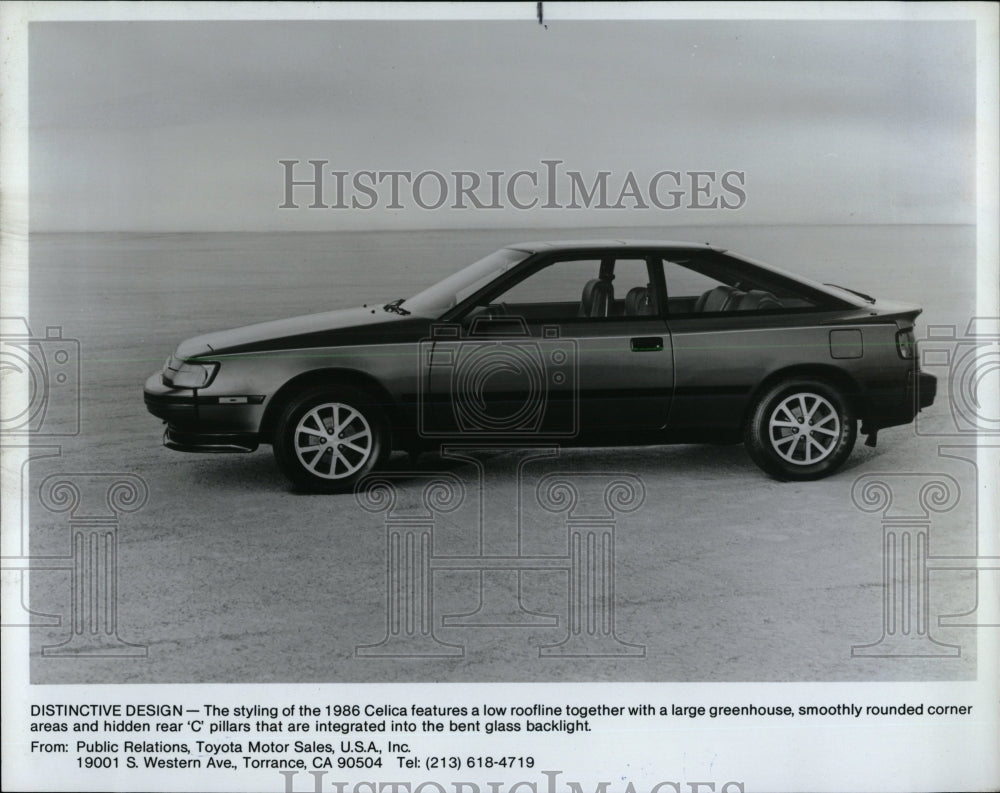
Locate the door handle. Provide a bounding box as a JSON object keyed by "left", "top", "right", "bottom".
{"left": 631, "top": 336, "right": 663, "bottom": 352}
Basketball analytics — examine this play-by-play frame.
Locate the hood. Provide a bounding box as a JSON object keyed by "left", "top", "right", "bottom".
{"left": 176, "top": 305, "right": 414, "bottom": 358}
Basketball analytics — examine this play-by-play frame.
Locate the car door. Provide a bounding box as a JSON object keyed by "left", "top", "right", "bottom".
{"left": 419, "top": 252, "right": 674, "bottom": 440}
{"left": 660, "top": 251, "right": 843, "bottom": 438}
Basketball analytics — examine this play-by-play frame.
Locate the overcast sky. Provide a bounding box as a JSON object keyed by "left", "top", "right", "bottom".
{"left": 29, "top": 19, "right": 975, "bottom": 232}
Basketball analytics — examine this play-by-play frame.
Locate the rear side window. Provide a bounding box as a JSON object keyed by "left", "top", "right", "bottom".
{"left": 662, "top": 254, "right": 832, "bottom": 315}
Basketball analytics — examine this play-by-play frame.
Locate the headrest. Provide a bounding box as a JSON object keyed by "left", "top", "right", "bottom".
{"left": 581, "top": 278, "right": 613, "bottom": 317}
{"left": 625, "top": 286, "right": 653, "bottom": 316}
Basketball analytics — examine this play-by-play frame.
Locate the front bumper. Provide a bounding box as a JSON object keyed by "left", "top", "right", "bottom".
{"left": 163, "top": 426, "right": 258, "bottom": 453}
{"left": 144, "top": 372, "right": 262, "bottom": 453}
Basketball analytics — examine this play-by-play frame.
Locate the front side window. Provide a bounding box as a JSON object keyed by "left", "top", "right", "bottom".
{"left": 463, "top": 256, "right": 661, "bottom": 322}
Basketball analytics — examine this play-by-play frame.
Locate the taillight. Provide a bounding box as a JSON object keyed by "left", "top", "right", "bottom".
{"left": 896, "top": 327, "right": 916, "bottom": 359}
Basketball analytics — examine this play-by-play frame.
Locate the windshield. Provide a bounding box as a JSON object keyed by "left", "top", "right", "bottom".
{"left": 403, "top": 247, "right": 530, "bottom": 317}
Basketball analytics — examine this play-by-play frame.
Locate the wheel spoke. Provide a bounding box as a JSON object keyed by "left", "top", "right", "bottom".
{"left": 808, "top": 436, "right": 828, "bottom": 456}
{"left": 297, "top": 426, "right": 328, "bottom": 439}
{"left": 341, "top": 440, "right": 369, "bottom": 455}
{"left": 338, "top": 408, "right": 359, "bottom": 434}
{"left": 812, "top": 425, "right": 838, "bottom": 437}
{"left": 330, "top": 449, "right": 346, "bottom": 474}
{"left": 304, "top": 447, "right": 328, "bottom": 472}
{"left": 301, "top": 413, "right": 324, "bottom": 432}
{"left": 774, "top": 433, "right": 798, "bottom": 449}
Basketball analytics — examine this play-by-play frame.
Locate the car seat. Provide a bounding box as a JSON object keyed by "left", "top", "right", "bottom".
{"left": 579, "top": 261, "right": 615, "bottom": 317}
{"left": 735, "top": 290, "right": 783, "bottom": 311}
{"left": 624, "top": 286, "right": 654, "bottom": 316}
{"left": 693, "top": 285, "right": 745, "bottom": 312}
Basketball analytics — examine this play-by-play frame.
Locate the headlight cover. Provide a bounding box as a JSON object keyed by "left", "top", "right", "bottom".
{"left": 162, "top": 356, "right": 220, "bottom": 388}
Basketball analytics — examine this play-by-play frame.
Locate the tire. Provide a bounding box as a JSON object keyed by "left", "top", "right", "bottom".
{"left": 273, "top": 385, "right": 389, "bottom": 493}
{"left": 744, "top": 378, "right": 856, "bottom": 481}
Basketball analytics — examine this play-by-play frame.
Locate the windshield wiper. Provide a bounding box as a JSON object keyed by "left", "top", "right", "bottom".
{"left": 382, "top": 298, "right": 411, "bottom": 315}
{"left": 824, "top": 283, "right": 876, "bottom": 304}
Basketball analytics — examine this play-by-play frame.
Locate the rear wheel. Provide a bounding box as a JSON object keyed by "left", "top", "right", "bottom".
{"left": 744, "top": 378, "right": 856, "bottom": 480}
{"left": 273, "top": 385, "right": 388, "bottom": 492}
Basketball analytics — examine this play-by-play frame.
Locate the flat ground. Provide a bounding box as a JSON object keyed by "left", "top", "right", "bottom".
{"left": 18, "top": 224, "right": 984, "bottom": 683}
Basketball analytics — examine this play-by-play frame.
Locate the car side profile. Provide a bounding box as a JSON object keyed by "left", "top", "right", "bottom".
{"left": 144, "top": 240, "right": 936, "bottom": 491}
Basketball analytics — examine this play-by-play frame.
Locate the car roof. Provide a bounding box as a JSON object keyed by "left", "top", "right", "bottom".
{"left": 503, "top": 239, "right": 869, "bottom": 308}
{"left": 507, "top": 239, "right": 727, "bottom": 253}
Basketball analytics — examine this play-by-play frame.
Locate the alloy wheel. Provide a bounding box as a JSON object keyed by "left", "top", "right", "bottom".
{"left": 766, "top": 392, "right": 841, "bottom": 466}
{"left": 293, "top": 402, "right": 374, "bottom": 480}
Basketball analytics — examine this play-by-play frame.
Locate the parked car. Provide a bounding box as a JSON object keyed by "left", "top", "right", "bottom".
{"left": 144, "top": 240, "right": 936, "bottom": 491}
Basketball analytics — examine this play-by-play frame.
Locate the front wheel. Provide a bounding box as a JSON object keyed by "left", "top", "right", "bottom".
{"left": 273, "top": 385, "right": 389, "bottom": 492}
{"left": 744, "top": 378, "right": 856, "bottom": 480}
